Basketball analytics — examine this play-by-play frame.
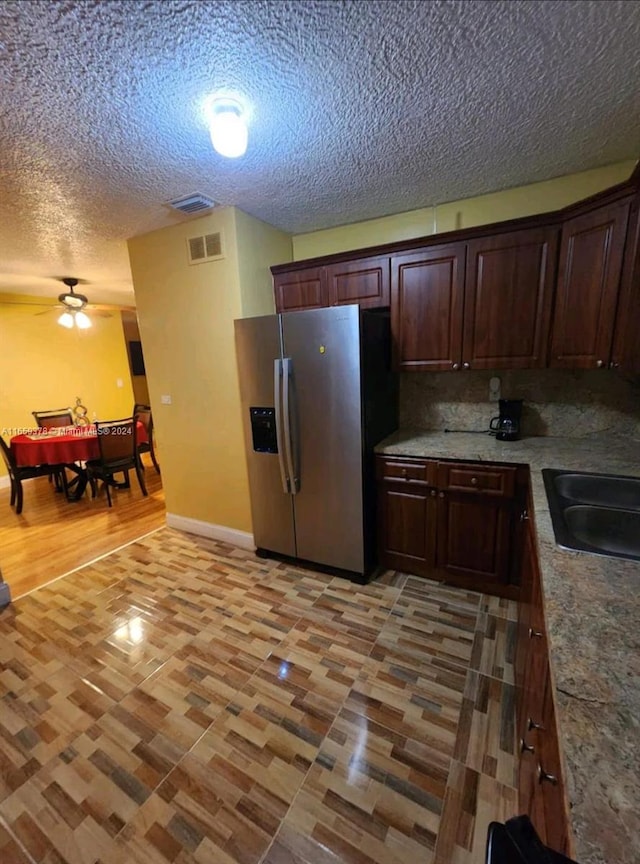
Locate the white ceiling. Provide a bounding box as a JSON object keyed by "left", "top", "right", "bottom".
{"left": 1, "top": 0, "right": 639, "bottom": 305}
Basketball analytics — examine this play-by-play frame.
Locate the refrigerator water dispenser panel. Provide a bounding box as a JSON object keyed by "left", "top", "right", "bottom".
{"left": 249, "top": 407, "right": 278, "bottom": 453}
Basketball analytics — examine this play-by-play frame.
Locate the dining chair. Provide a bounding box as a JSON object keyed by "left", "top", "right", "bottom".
{"left": 133, "top": 403, "right": 160, "bottom": 473}
{"left": 85, "top": 417, "right": 147, "bottom": 507}
{"left": 32, "top": 408, "right": 75, "bottom": 490}
{"left": 32, "top": 409, "right": 74, "bottom": 429}
{"left": 0, "top": 435, "right": 68, "bottom": 515}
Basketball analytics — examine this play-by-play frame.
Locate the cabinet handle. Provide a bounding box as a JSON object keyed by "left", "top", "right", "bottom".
{"left": 452, "top": 363, "right": 460, "bottom": 370}
{"left": 538, "top": 765, "right": 558, "bottom": 786}
{"left": 438, "top": 491, "right": 445, "bottom": 498}
{"left": 401, "top": 468, "right": 408, "bottom": 479}
{"left": 430, "top": 489, "right": 437, "bottom": 497}
{"left": 528, "top": 717, "right": 545, "bottom": 732}
{"left": 520, "top": 739, "right": 535, "bottom": 754}
{"left": 520, "top": 510, "right": 529, "bottom": 522}
{"left": 610, "top": 362, "right": 620, "bottom": 369}
{"left": 470, "top": 477, "right": 478, "bottom": 486}
{"left": 463, "top": 362, "right": 470, "bottom": 370}
{"left": 596, "top": 360, "right": 604, "bottom": 368}
{"left": 528, "top": 628, "right": 543, "bottom": 639}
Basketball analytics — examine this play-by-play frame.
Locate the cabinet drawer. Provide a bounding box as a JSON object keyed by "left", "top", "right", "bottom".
{"left": 437, "top": 461, "right": 516, "bottom": 498}
{"left": 376, "top": 456, "right": 435, "bottom": 485}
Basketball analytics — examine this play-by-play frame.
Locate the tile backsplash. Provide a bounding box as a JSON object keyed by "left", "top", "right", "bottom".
{"left": 400, "top": 369, "right": 640, "bottom": 438}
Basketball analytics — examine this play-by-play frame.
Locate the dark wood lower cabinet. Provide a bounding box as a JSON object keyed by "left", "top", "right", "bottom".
{"left": 376, "top": 455, "right": 522, "bottom": 597}
{"left": 435, "top": 491, "right": 514, "bottom": 585}
{"left": 516, "top": 492, "right": 573, "bottom": 857}
{"left": 378, "top": 482, "right": 435, "bottom": 575}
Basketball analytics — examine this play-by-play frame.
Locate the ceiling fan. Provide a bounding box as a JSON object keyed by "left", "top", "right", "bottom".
{"left": 0, "top": 277, "right": 134, "bottom": 328}
{"left": 54, "top": 277, "right": 99, "bottom": 328}
{"left": 58, "top": 277, "right": 89, "bottom": 310}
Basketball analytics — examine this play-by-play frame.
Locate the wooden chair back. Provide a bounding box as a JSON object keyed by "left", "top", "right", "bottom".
{"left": 32, "top": 409, "right": 74, "bottom": 430}
{"left": 95, "top": 418, "right": 137, "bottom": 466}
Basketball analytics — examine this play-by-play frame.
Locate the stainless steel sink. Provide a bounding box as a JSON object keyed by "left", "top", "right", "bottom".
{"left": 542, "top": 469, "right": 640, "bottom": 562}
{"left": 553, "top": 473, "right": 640, "bottom": 511}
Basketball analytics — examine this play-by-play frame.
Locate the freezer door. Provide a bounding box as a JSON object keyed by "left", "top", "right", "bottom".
{"left": 282, "top": 305, "right": 364, "bottom": 573}
{"left": 234, "top": 315, "right": 296, "bottom": 556}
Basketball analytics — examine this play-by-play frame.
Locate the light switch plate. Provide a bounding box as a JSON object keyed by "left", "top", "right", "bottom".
{"left": 160, "top": 394, "right": 172, "bottom": 405}
{"left": 116, "top": 378, "right": 123, "bottom": 388}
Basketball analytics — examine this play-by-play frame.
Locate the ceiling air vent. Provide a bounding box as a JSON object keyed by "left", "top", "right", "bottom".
{"left": 168, "top": 192, "right": 216, "bottom": 214}
{"left": 187, "top": 231, "right": 225, "bottom": 265}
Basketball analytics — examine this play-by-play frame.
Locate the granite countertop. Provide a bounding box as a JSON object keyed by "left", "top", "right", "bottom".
{"left": 376, "top": 429, "right": 640, "bottom": 864}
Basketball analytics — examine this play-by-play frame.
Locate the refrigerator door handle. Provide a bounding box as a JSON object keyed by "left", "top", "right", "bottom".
{"left": 273, "top": 359, "right": 290, "bottom": 494}
{"left": 282, "top": 357, "right": 299, "bottom": 494}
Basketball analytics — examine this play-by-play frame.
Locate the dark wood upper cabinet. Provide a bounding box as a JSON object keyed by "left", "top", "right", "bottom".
{"left": 463, "top": 227, "right": 559, "bottom": 369}
{"left": 272, "top": 162, "right": 639, "bottom": 373}
{"left": 325, "top": 255, "right": 390, "bottom": 308}
{"left": 391, "top": 244, "right": 466, "bottom": 371}
{"left": 273, "top": 267, "right": 327, "bottom": 312}
{"left": 550, "top": 199, "right": 631, "bottom": 369}
{"left": 611, "top": 193, "right": 640, "bottom": 373}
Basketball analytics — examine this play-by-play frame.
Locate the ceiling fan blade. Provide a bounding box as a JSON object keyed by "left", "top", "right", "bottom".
{"left": 34, "top": 306, "right": 63, "bottom": 316}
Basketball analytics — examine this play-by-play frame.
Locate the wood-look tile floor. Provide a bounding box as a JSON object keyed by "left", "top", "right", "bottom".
{"left": 0, "top": 453, "right": 165, "bottom": 599}
{"left": 0, "top": 529, "right": 519, "bottom": 864}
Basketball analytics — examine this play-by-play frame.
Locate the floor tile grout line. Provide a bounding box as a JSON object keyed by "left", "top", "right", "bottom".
{"left": 108, "top": 594, "right": 316, "bottom": 844}
{"left": 255, "top": 588, "right": 390, "bottom": 864}
{"left": 257, "top": 579, "right": 480, "bottom": 864}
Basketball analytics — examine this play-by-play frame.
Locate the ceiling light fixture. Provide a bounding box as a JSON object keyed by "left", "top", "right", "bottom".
{"left": 57, "top": 309, "right": 93, "bottom": 329}
{"left": 208, "top": 97, "right": 248, "bottom": 158}
{"left": 75, "top": 310, "right": 92, "bottom": 329}
{"left": 58, "top": 311, "right": 74, "bottom": 329}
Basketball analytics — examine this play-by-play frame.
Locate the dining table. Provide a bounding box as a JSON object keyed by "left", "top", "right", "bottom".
{"left": 10, "top": 422, "right": 148, "bottom": 500}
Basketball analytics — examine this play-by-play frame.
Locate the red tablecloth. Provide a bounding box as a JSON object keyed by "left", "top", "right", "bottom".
{"left": 11, "top": 423, "right": 148, "bottom": 467}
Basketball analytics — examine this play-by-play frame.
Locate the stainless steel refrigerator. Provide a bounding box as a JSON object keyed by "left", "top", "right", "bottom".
{"left": 234, "top": 304, "right": 398, "bottom": 580}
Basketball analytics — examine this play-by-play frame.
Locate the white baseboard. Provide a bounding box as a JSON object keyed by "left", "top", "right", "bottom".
{"left": 165, "top": 513, "right": 255, "bottom": 551}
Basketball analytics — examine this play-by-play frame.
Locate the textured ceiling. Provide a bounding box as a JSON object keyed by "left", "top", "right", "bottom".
{"left": 1, "top": 0, "right": 639, "bottom": 304}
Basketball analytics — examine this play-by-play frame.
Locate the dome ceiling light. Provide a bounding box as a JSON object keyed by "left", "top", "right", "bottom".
{"left": 207, "top": 97, "right": 248, "bottom": 159}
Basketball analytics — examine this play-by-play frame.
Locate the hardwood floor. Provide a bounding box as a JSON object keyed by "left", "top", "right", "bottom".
{"left": 0, "top": 529, "right": 519, "bottom": 864}
{"left": 0, "top": 455, "right": 165, "bottom": 599}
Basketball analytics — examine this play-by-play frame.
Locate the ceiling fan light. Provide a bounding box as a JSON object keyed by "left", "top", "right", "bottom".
{"left": 208, "top": 98, "right": 248, "bottom": 158}
{"left": 75, "top": 310, "right": 92, "bottom": 329}
{"left": 58, "top": 311, "right": 74, "bottom": 328}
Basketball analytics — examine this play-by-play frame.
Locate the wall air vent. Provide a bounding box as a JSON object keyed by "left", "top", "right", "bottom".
{"left": 187, "top": 231, "right": 225, "bottom": 265}
{"left": 168, "top": 192, "right": 217, "bottom": 214}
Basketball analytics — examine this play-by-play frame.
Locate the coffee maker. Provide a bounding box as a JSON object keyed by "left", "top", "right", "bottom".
{"left": 490, "top": 399, "right": 523, "bottom": 441}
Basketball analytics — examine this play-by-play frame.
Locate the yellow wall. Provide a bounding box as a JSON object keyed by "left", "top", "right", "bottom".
{"left": 234, "top": 208, "right": 292, "bottom": 317}
{"left": 292, "top": 160, "right": 637, "bottom": 259}
{"left": 0, "top": 294, "right": 134, "bottom": 476}
{"left": 128, "top": 207, "right": 291, "bottom": 534}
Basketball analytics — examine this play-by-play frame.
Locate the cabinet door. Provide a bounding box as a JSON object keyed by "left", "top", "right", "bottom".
{"left": 464, "top": 227, "right": 558, "bottom": 369}
{"left": 326, "top": 256, "right": 390, "bottom": 308}
{"left": 550, "top": 200, "right": 631, "bottom": 369}
{"left": 391, "top": 244, "right": 466, "bottom": 371}
{"left": 611, "top": 193, "right": 640, "bottom": 373}
{"left": 273, "top": 268, "right": 328, "bottom": 312}
{"left": 435, "top": 491, "right": 514, "bottom": 586}
{"left": 515, "top": 516, "right": 536, "bottom": 734}
{"left": 377, "top": 457, "right": 437, "bottom": 576}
